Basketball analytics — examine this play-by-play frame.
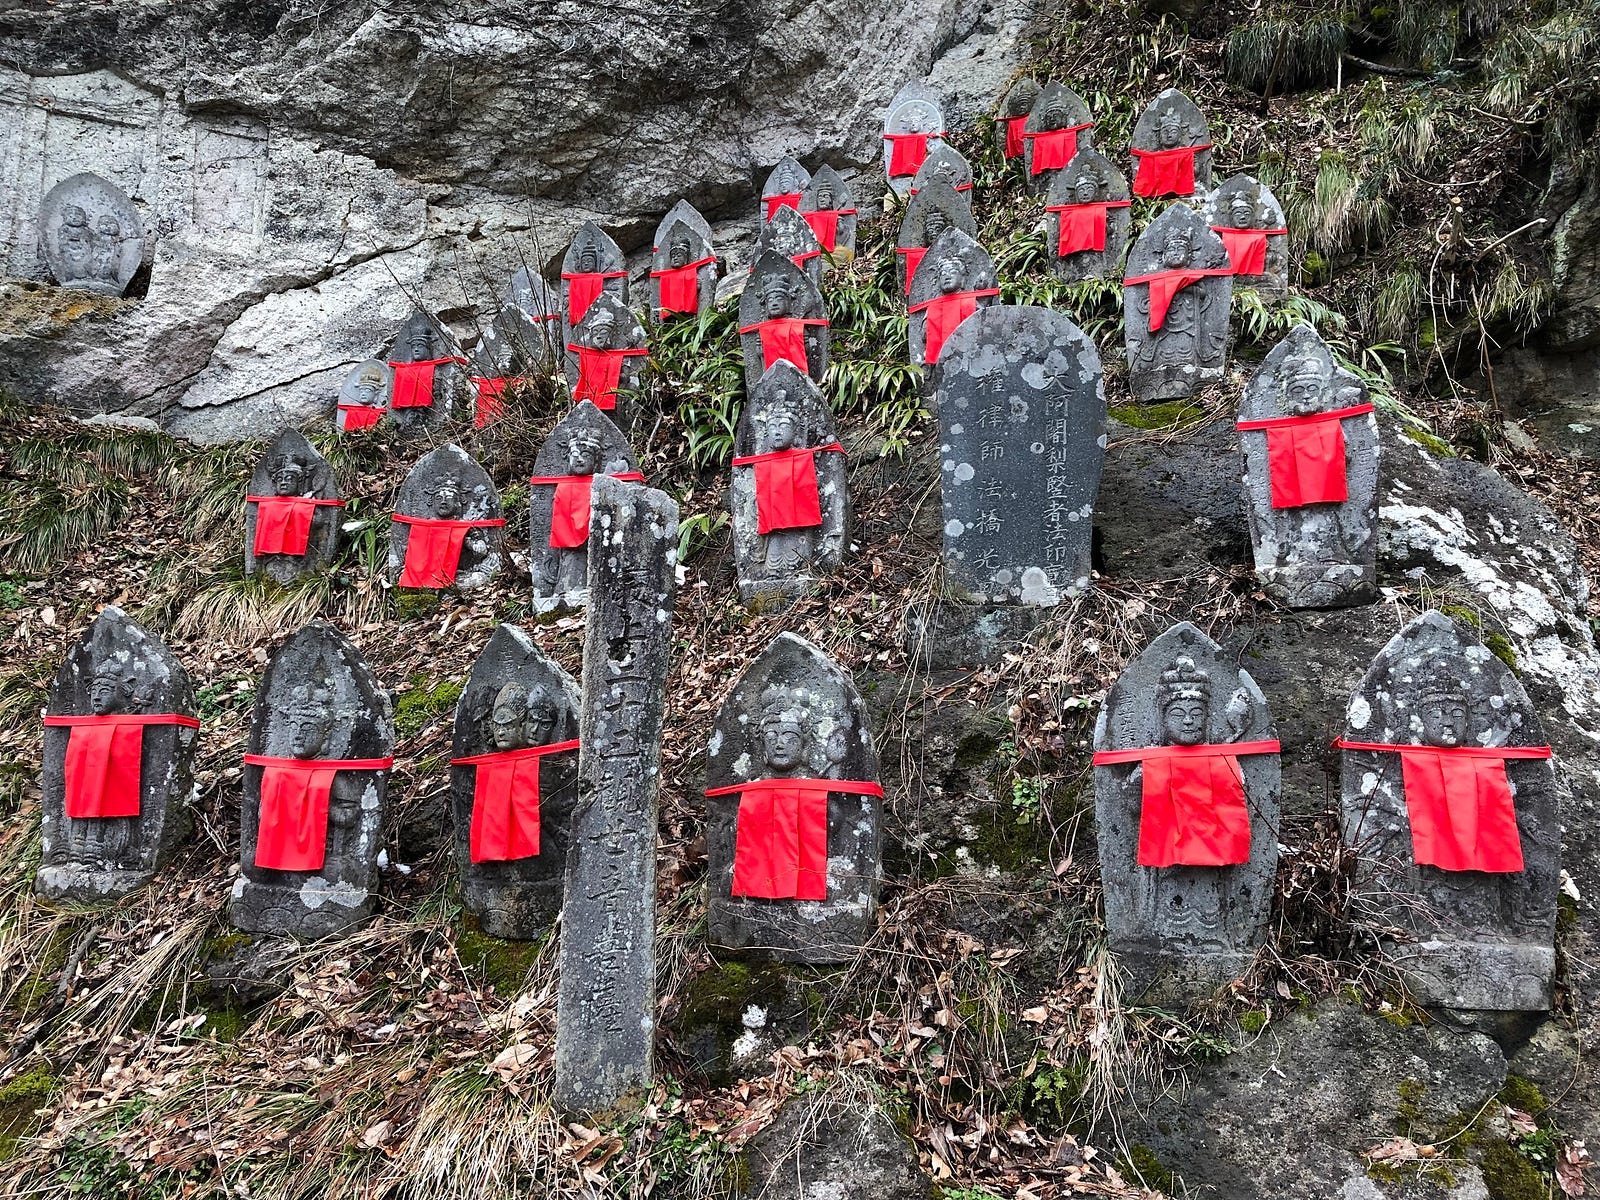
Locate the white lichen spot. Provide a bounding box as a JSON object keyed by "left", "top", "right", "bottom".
{"left": 945, "top": 518, "right": 965, "bottom": 538}
{"left": 954, "top": 462, "right": 974, "bottom": 482}
{"left": 1347, "top": 695, "right": 1372, "bottom": 731}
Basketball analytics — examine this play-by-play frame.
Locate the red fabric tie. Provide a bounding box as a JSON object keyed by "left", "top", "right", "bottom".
{"left": 388, "top": 358, "right": 465, "bottom": 409}
{"left": 731, "top": 444, "right": 844, "bottom": 534}
{"left": 883, "top": 132, "right": 944, "bottom": 178}
{"left": 245, "top": 753, "right": 394, "bottom": 872}
{"left": 1237, "top": 403, "right": 1374, "bottom": 508}
{"left": 1212, "top": 226, "right": 1287, "bottom": 276}
{"left": 896, "top": 246, "right": 930, "bottom": 296}
{"left": 1024, "top": 123, "right": 1094, "bottom": 174}
{"left": 1131, "top": 144, "right": 1213, "bottom": 197}
{"left": 1003, "top": 115, "right": 1029, "bottom": 159}
{"left": 337, "top": 403, "right": 384, "bottom": 430}
{"left": 764, "top": 192, "right": 803, "bottom": 221}
{"left": 651, "top": 256, "right": 715, "bottom": 317}
{"left": 529, "top": 472, "right": 647, "bottom": 547}
{"left": 1047, "top": 200, "right": 1132, "bottom": 257}
{"left": 452, "top": 739, "right": 580, "bottom": 863}
{"left": 1123, "top": 268, "right": 1233, "bottom": 331}
{"left": 470, "top": 376, "right": 519, "bottom": 428}
{"left": 739, "top": 318, "right": 828, "bottom": 374}
{"left": 562, "top": 271, "right": 627, "bottom": 325}
{"left": 707, "top": 777, "right": 885, "bottom": 900}
{"left": 803, "top": 209, "right": 856, "bottom": 252}
{"left": 394, "top": 515, "right": 506, "bottom": 588}
{"left": 568, "top": 344, "right": 648, "bottom": 410}
{"left": 247, "top": 496, "right": 344, "bottom": 557}
{"left": 1336, "top": 740, "right": 1551, "bottom": 872}
{"left": 1094, "top": 740, "right": 1279, "bottom": 867}
{"left": 909, "top": 288, "right": 1001, "bottom": 365}
{"left": 44, "top": 713, "right": 200, "bottom": 819}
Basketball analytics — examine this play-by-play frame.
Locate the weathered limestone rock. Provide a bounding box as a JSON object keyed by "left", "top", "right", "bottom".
{"left": 245, "top": 428, "right": 342, "bottom": 585}
{"left": 564, "top": 291, "right": 649, "bottom": 432}
{"left": 907, "top": 141, "right": 973, "bottom": 198}
{"left": 731, "top": 361, "right": 848, "bottom": 606}
{"left": 882, "top": 80, "right": 945, "bottom": 196}
{"left": 37, "top": 606, "right": 197, "bottom": 902}
{"left": 560, "top": 220, "right": 629, "bottom": 353}
{"left": 895, "top": 179, "right": 976, "bottom": 297}
{"left": 649, "top": 208, "right": 718, "bottom": 322}
{"left": 336, "top": 360, "right": 391, "bottom": 433}
{"left": 385, "top": 311, "right": 466, "bottom": 433}
{"left": 1123, "top": 202, "right": 1232, "bottom": 401}
{"left": 1093, "top": 622, "right": 1281, "bottom": 998}
{"left": 1021, "top": 81, "right": 1093, "bottom": 195}
{"left": 1129, "top": 87, "right": 1214, "bottom": 198}
{"left": 37, "top": 172, "right": 144, "bottom": 295}
{"left": 907, "top": 228, "right": 998, "bottom": 368}
{"left": 739, "top": 1091, "right": 930, "bottom": 1200}
{"left": 389, "top": 444, "right": 505, "bottom": 592}
{"left": 760, "top": 156, "right": 812, "bottom": 222}
{"left": 232, "top": 622, "right": 394, "bottom": 939}
{"left": 937, "top": 305, "right": 1106, "bottom": 604}
{"left": 1204, "top": 174, "right": 1289, "bottom": 295}
{"left": 554, "top": 477, "right": 679, "bottom": 1113}
{"left": 1045, "top": 147, "right": 1131, "bottom": 282}
{"left": 1239, "top": 324, "right": 1378, "bottom": 608}
{"left": 1341, "top": 610, "right": 1559, "bottom": 1010}
{"left": 800, "top": 165, "right": 858, "bottom": 262}
{"left": 705, "top": 633, "right": 882, "bottom": 963}
{"left": 995, "top": 76, "right": 1042, "bottom": 167}
{"left": 530, "top": 400, "right": 642, "bottom": 613}
{"left": 752, "top": 203, "right": 825, "bottom": 289}
{"left": 739, "top": 250, "right": 829, "bottom": 391}
{"left": 450, "top": 623, "right": 581, "bottom": 939}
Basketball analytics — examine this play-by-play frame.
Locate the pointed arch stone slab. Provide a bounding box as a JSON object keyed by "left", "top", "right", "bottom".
{"left": 739, "top": 250, "right": 829, "bottom": 391}
{"left": 1204, "top": 174, "right": 1290, "bottom": 295}
{"left": 560, "top": 220, "right": 629, "bottom": 351}
{"left": 245, "top": 428, "right": 341, "bottom": 585}
{"left": 1046, "top": 147, "right": 1131, "bottom": 283}
{"left": 907, "top": 228, "right": 998, "bottom": 368}
{"left": 388, "top": 443, "right": 505, "bottom": 591}
{"left": 385, "top": 311, "right": 466, "bottom": 433}
{"left": 801, "top": 165, "right": 858, "bottom": 262}
{"left": 651, "top": 208, "right": 718, "bottom": 322}
{"left": 895, "top": 180, "right": 976, "bottom": 296}
{"left": 1130, "top": 88, "right": 1215, "bottom": 196}
{"left": 760, "top": 156, "right": 813, "bottom": 222}
{"left": 1123, "top": 203, "right": 1232, "bottom": 401}
{"left": 753, "top": 203, "right": 825, "bottom": 290}
{"left": 564, "top": 291, "right": 650, "bottom": 433}
{"left": 336, "top": 359, "right": 391, "bottom": 432}
{"left": 530, "top": 401, "right": 641, "bottom": 613}
{"left": 1022, "top": 82, "right": 1095, "bottom": 195}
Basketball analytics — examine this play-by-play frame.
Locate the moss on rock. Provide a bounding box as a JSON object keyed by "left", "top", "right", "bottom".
{"left": 1108, "top": 401, "right": 1203, "bottom": 430}
{"left": 395, "top": 675, "right": 465, "bottom": 738}
{"left": 1481, "top": 1142, "right": 1546, "bottom": 1200}
{"left": 0, "top": 1069, "right": 55, "bottom": 1162}
{"left": 456, "top": 928, "right": 543, "bottom": 994}
{"left": 1117, "top": 1143, "right": 1175, "bottom": 1192}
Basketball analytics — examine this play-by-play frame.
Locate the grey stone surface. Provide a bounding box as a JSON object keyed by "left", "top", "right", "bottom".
{"left": 650, "top": 209, "right": 718, "bottom": 321}
{"left": 388, "top": 443, "right": 505, "bottom": 591}
{"left": 479, "top": 266, "right": 562, "bottom": 374}
{"left": 937, "top": 305, "right": 1106, "bottom": 606}
{"left": 739, "top": 250, "right": 829, "bottom": 391}
{"left": 894, "top": 179, "right": 977, "bottom": 296}
{"left": 450, "top": 623, "right": 580, "bottom": 939}
{"left": 1240, "top": 324, "right": 1379, "bottom": 607}
{"left": 36, "top": 606, "right": 196, "bottom": 902}
{"left": 882, "top": 80, "right": 946, "bottom": 196}
{"left": 1021, "top": 80, "right": 1093, "bottom": 195}
{"left": 1045, "top": 146, "right": 1130, "bottom": 282}
{"left": 530, "top": 401, "right": 641, "bottom": 613}
{"left": 385, "top": 310, "right": 465, "bottom": 433}
{"left": 1204, "top": 173, "right": 1289, "bottom": 295}
{"left": 732, "top": 362, "right": 848, "bottom": 606}
{"left": 562, "top": 291, "right": 650, "bottom": 432}
{"left": 752, "top": 203, "right": 825, "bottom": 289}
{"left": 559, "top": 220, "right": 629, "bottom": 352}
{"left": 907, "top": 141, "right": 973, "bottom": 198}
{"left": 231, "top": 622, "right": 393, "bottom": 939}
{"left": 37, "top": 171, "right": 144, "bottom": 296}
{"left": 705, "top": 632, "right": 882, "bottom": 963}
{"left": 994, "top": 75, "right": 1041, "bottom": 165}
{"left": 1130, "top": 87, "right": 1214, "bottom": 196}
{"left": 799, "top": 165, "right": 858, "bottom": 262}
{"left": 555, "top": 476, "right": 679, "bottom": 1114}
{"left": 739, "top": 1090, "right": 929, "bottom": 1200}
{"left": 901, "top": 599, "right": 1044, "bottom": 668}
{"left": 1341, "top": 611, "right": 1559, "bottom": 1010}
{"left": 907, "top": 228, "right": 998, "bottom": 367}
{"left": 336, "top": 359, "right": 391, "bottom": 432}
{"left": 656, "top": 199, "right": 713, "bottom": 249}
{"left": 759, "top": 156, "right": 812, "bottom": 221}
{"left": 1093, "top": 621, "right": 1281, "bottom": 998}
{"left": 244, "top": 428, "right": 341, "bottom": 585}
{"left": 1123, "top": 202, "right": 1232, "bottom": 401}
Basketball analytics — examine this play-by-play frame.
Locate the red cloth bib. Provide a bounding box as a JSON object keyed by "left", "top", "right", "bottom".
{"left": 529, "top": 472, "right": 646, "bottom": 547}
{"left": 739, "top": 318, "right": 828, "bottom": 374}
{"left": 1047, "top": 200, "right": 1132, "bottom": 257}
{"left": 803, "top": 209, "right": 856, "bottom": 252}
{"left": 562, "top": 271, "right": 626, "bottom": 325}
{"left": 247, "top": 495, "right": 344, "bottom": 556}
{"left": 394, "top": 515, "right": 506, "bottom": 588}
{"left": 651, "top": 256, "right": 715, "bottom": 317}
{"left": 568, "top": 344, "right": 648, "bottom": 409}
{"left": 470, "top": 376, "right": 518, "bottom": 427}
{"left": 337, "top": 403, "right": 384, "bottom": 431}
{"left": 1131, "top": 144, "right": 1212, "bottom": 197}
{"left": 1336, "top": 740, "right": 1551, "bottom": 872}
{"left": 731, "top": 443, "right": 843, "bottom": 534}
{"left": 707, "top": 777, "right": 884, "bottom": 900}
{"left": 1024, "top": 123, "right": 1093, "bottom": 174}
{"left": 1237, "top": 403, "right": 1374, "bottom": 508}
{"left": 1003, "top": 114, "right": 1028, "bottom": 159}
{"left": 897, "top": 246, "right": 930, "bottom": 296}
{"left": 1212, "top": 226, "right": 1287, "bottom": 277}
{"left": 909, "top": 288, "right": 1001, "bottom": 365}
{"left": 452, "top": 739, "right": 580, "bottom": 863}
{"left": 1123, "top": 268, "right": 1232, "bottom": 331}
{"left": 245, "top": 753, "right": 393, "bottom": 872}
{"left": 883, "top": 132, "right": 943, "bottom": 178}
{"left": 388, "top": 358, "right": 464, "bottom": 409}
{"left": 764, "top": 192, "right": 803, "bottom": 221}
{"left": 44, "top": 713, "right": 200, "bottom": 819}
{"left": 1094, "top": 740, "right": 1279, "bottom": 867}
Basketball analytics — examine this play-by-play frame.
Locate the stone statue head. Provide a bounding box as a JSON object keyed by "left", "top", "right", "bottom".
{"left": 61, "top": 204, "right": 89, "bottom": 230}
{"left": 96, "top": 214, "right": 121, "bottom": 241}
{"left": 759, "top": 685, "right": 812, "bottom": 774}
{"left": 578, "top": 241, "right": 599, "bottom": 274}
{"left": 407, "top": 320, "right": 435, "bottom": 361}
{"left": 815, "top": 179, "right": 835, "bottom": 209}
{"left": 587, "top": 305, "right": 618, "bottom": 351}
{"left": 763, "top": 391, "right": 802, "bottom": 453}
{"left": 936, "top": 253, "right": 964, "bottom": 294}
{"left": 566, "top": 427, "right": 605, "bottom": 476}
{"left": 89, "top": 659, "right": 138, "bottom": 716}
{"left": 1157, "top": 106, "right": 1187, "bottom": 149}
{"left": 1160, "top": 225, "right": 1191, "bottom": 270}
{"left": 933, "top": 159, "right": 958, "bottom": 187}
{"left": 901, "top": 101, "right": 939, "bottom": 135}
{"left": 1418, "top": 663, "right": 1470, "bottom": 749}
{"left": 1227, "top": 191, "right": 1256, "bottom": 228}
{"left": 429, "top": 476, "right": 465, "bottom": 519}
{"left": 777, "top": 161, "right": 799, "bottom": 192}
{"left": 668, "top": 234, "right": 691, "bottom": 270}
{"left": 924, "top": 208, "right": 949, "bottom": 241}
{"left": 761, "top": 272, "right": 792, "bottom": 319}
{"left": 271, "top": 453, "right": 308, "bottom": 497}
{"left": 1281, "top": 354, "right": 1325, "bottom": 416}
{"left": 490, "top": 682, "right": 528, "bottom": 750}
{"left": 1158, "top": 656, "right": 1210, "bottom": 747}
{"left": 1072, "top": 171, "right": 1102, "bottom": 204}
{"left": 1044, "top": 92, "right": 1072, "bottom": 127}
{"left": 356, "top": 365, "right": 385, "bottom": 404}
{"left": 286, "top": 679, "right": 336, "bottom": 759}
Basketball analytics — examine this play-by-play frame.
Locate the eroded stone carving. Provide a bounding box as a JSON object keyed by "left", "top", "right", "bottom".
{"left": 480, "top": 266, "right": 562, "bottom": 375}
{"left": 996, "top": 77, "right": 1042, "bottom": 165}
{"left": 907, "top": 228, "right": 999, "bottom": 369}
{"left": 739, "top": 250, "right": 829, "bottom": 392}
{"left": 1045, "top": 147, "right": 1131, "bottom": 282}
{"left": 882, "top": 80, "right": 945, "bottom": 196}
{"left": 245, "top": 428, "right": 342, "bottom": 585}
{"left": 1130, "top": 88, "right": 1214, "bottom": 199}
{"left": 564, "top": 291, "right": 649, "bottom": 430}
{"left": 385, "top": 311, "right": 465, "bottom": 433}
{"left": 800, "top": 165, "right": 858, "bottom": 262}
{"left": 908, "top": 142, "right": 973, "bottom": 198}
{"left": 1204, "top": 174, "right": 1289, "bottom": 295}
{"left": 1022, "top": 81, "right": 1094, "bottom": 194}
{"left": 1123, "top": 203, "right": 1232, "bottom": 401}
{"left": 560, "top": 220, "right": 629, "bottom": 352}
{"left": 389, "top": 443, "right": 505, "bottom": 591}
{"left": 650, "top": 212, "right": 717, "bottom": 321}
{"left": 336, "top": 359, "right": 391, "bottom": 432}
{"left": 38, "top": 172, "right": 144, "bottom": 295}
{"left": 761, "top": 156, "right": 812, "bottom": 222}
{"left": 753, "top": 203, "right": 825, "bottom": 289}
{"left": 895, "top": 179, "right": 976, "bottom": 298}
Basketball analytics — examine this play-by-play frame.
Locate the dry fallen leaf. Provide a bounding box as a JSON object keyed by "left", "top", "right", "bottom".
{"left": 1366, "top": 1137, "right": 1424, "bottom": 1163}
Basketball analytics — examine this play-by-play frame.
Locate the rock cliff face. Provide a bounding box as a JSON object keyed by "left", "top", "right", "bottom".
{"left": 0, "top": 0, "right": 1038, "bottom": 440}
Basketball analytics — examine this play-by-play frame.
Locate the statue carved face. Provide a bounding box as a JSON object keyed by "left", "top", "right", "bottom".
{"left": 900, "top": 101, "right": 939, "bottom": 135}
{"left": 1161, "top": 695, "right": 1208, "bottom": 746}
{"left": 288, "top": 700, "right": 334, "bottom": 759}
{"left": 524, "top": 686, "right": 558, "bottom": 748}
{"left": 668, "top": 236, "right": 690, "bottom": 270}
{"left": 1045, "top": 96, "right": 1071, "bottom": 127}
{"left": 89, "top": 664, "right": 136, "bottom": 716}
{"left": 925, "top": 209, "right": 949, "bottom": 241}
{"left": 766, "top": 402, "right": 800, "bottom": 452}
{"left": 57, "top": 204, "right": 93, "bottom": 274}
{"left": 356, "top": 367, "right": 384, "bottom": 404}
{"left": 1160, "top": 228, "right": 1190, "bottom": 270}
{"left": 1420, "top": 690, "right": 1469, "bottom": 748}
{"left": 407, "top": 322, "right": 434, "bottom": 361}
{"left": 1282, "top": 361, "right": 1324, "bottom": 416}
{"left": 1228, "top": 192, "right": 1255, "bottom": 228}
{"left": 491, "top": 683, "right": 528, "bottom": 751}
{"left": 588, "top": 308, "right": 618, "bottom": 351}
{"left": 272, "top": 456, "right": 308, "bottom": 496}
{"left": 1157, "top": 107, "right": 1186, "bottom": 149}
{"left": 1073, "top": 173, "right": 1100, "bottom": 204}
{"left": 578, "top": 243, "right": 599, "bottom": 274}
{"left": 762, "top": 276, "right": 790, "bottom": 320}
{"left": 936, "top": 255, "right": 964, "bottom": 294}
{"left": 815, "top": 182, "right": 834, "bottom": 209}
{"left": 96, "top": 215, "right": 121, "bottom": 240}
{"left": 761, "top": 716, "right": 807, "bottom": 773}
{"left": 430, "top": 479, "right": 464, "bottom": 519}
{"left": 566, "top": 433, "right": 604, "bottom": 476}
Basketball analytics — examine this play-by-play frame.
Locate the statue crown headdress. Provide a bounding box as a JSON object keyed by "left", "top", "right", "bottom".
{"left": 759, "top": 684, "right": 811, "bottom": 732}
{"left": 1159, "top": 656, "right": 1211, "bottom": 704}
{"left": 1418, "top": 659, "right": 1469, "bottom": 706}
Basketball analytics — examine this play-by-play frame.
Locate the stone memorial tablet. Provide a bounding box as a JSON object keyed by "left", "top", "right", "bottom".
{"left": 1123, "top": 203, "right": 1232, "bottom": 401}
{"left": 882, "top": 81, "right": 946, "bottom": 196}
{"left": 895, "top": 179, "right": 977, "bottom": 298}
{"left": 336, "top": 359, "right": 391, "bottom": 432}
{"left": 245, "top": 428, "right": 343, "bottom": 585}
{"left": 907, "top": 228, "right": 999, "bottom": 369}
{"left": 38, "top": 172, "right": 144, "bottom": 296}
{"left": 800, "top": 166, "right": 858, "bottom": 262}
{"left": 1045, "top": 147, "right": 1131, "bottom": 282}
{"left": 739, "top": 250, "right": 829, "bottom": 392}
{"left": 564, "top": 292, "right": 649, "bottom": 431}
{"left": 1022, "top": 82, "right": 1095, "bottom": 195}
{"left": 389, "top": 443, "right": 505, "bottom": 592}
{"left": 1204, "top": 174, "right": 1289, "bottom": 295}
{"left": 560, "top": 220, "right": 629, "bottom": 351}
{"left": 1130, "top": 88, "right": 1214, "bottom": 199}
